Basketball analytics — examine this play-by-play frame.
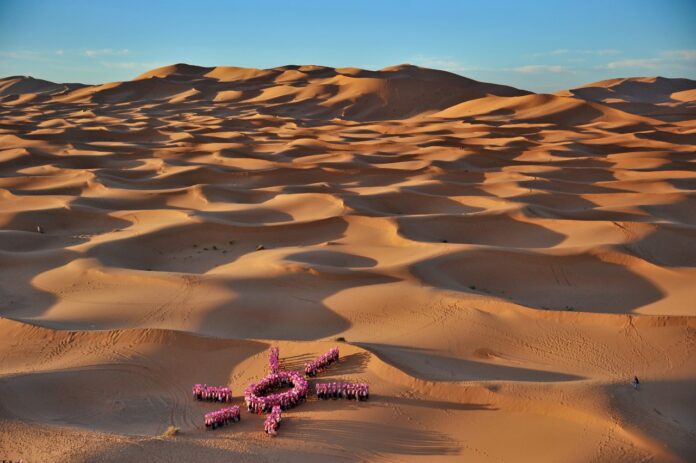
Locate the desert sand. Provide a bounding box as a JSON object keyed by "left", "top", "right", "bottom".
{"left": 0, "top": 64, "right": 695, "bottom": 462}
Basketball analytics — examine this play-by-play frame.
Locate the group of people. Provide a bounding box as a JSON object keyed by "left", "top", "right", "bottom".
{"left": 244, "top": 370, "right": 309, "bottom": 413}
{"left": 192, "top": 384, "right": 233, "bottom": 402}
{"left": 269, "top": 346, "right": 280, "bottom": 374}
{"left": 194, "top": 346, "right": 371, "bottom": 433}
{"left": 316, "top": 382, "right": 369, "bottom": 401}
{"left": 264, "top": 405, "right": 282, "bottom": 436}
{"left": 304, "top": 347, "right": 339, "bottom": 377}
{"left": 204, "top": 405, "right": 241, "bottom": 429}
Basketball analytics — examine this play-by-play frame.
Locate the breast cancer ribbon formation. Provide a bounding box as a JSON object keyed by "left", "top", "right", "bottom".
{"left": 192, "top": 346, "right": 370, "bottom": 435}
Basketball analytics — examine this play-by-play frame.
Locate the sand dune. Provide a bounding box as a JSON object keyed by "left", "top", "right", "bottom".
{"left": 1, "top": 64, "right": 695, "bottom": 462}
{"left": 558, "top": 76, "right": 696, "bottom": 122}
{"left": 0, "top": 75, "right": 86, "bottom": 105}
{"left": 43, "top": 63, "right": 530, "bottom": 121}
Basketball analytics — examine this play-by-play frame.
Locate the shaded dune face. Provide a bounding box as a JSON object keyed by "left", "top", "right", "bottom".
{"left": 344, "top": 190, "right": 481, "bottom": 216}
{"left": 411, "top": 249, "right": 664, "bottom": 313}
{"left": 85, "top": 217, "right": 350, "bottom": 274}
{"left": 358, "top": 343, "right": 584, "bottom": 382}
{"left": 396, "top": 213, "right": 567, "bottom": 248}
{"left": 285, "top": 250, "right": 378, "bottom": 268}
{"left": 1, "top": 65, "right": 696, "bottom": 462}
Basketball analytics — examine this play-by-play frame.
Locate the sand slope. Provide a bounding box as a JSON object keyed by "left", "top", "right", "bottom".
{"left": 1, "top": 64, "right": 695, "bottom": 462}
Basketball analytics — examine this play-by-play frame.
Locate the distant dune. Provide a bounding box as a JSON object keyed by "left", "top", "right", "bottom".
{"left": 432, "top": 92, "right": 660, "bottom": 127}
{"left": 557, "top": 76, "right": 696, "bottom": 122}
{"left": 0, "top": 64, "right": 695, "bottom": 463}
{"left": 3, "top": 63, "right": 530, "bottom": 120}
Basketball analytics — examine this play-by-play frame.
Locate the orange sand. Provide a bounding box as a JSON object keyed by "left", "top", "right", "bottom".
{"left": 1, "top": 64, "right": 695, "bottom": 462}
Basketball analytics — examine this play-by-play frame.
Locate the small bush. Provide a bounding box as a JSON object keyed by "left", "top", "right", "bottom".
{"left": 162, "top": 425, "right": 179, "bottom": 438}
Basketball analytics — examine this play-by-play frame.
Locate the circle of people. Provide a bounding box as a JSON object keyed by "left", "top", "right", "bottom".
{"left": 244, "top": 370, "right": 308, "bottom": 413}
{"left": 191, "top": 346, "right": 370, "bottom": 435}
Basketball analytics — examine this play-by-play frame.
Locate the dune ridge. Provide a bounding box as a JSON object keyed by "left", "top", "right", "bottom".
{"left": 1, "top": 63, "right": 695, "bottom": 462}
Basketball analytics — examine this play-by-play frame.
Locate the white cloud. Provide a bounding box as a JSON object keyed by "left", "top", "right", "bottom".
{"left": 605, "top": 58, "right": 661, "bottom": 69}
{"left": 408, "top": 55, "right": 483, "bottom": 75}
{"left": 55, "top": 49, "right": 64, "bottom": 56}
{"left": 513, "top": 64, "right": 568, "bottom": 74}
{"left": 532, "top": 49, "right": 621, "bottom": 58}
{"left": 84, "top": 48, "right": 129, "bottom": 57}
{"left": 601, "top": 50, "right": 696, "bottom": 71}
{"left": 594, "top": 49, "right": 622, "bottom": 56}
{"left": 662, "top": 49, "right": 696, "bottom": 60}
{"left": 0, "top": 50, "right": 40, "bottom": 59}
{"left": 99, "top": 61, "right": 161, "bottom": 70}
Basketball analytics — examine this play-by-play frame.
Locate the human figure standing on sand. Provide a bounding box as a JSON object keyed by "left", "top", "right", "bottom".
{"left": 632, "top": 376, "right": 640, "bottom": 390}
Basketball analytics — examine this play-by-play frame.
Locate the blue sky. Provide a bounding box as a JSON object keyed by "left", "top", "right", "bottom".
{"left": 0, "top": 0, "right": 694, "bottom": 92}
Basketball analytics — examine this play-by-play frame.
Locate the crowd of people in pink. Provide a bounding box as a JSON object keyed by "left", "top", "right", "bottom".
{"left": 316, "top": 382, "right": 369, "bottom": 401}
{"left": 304, "top": 347, "right": 339, "bottom": 377}
{"left": 193, "top": 345, "right": 369, "bottom": 435}
{"left": 269, "top": 346, "right": 280, "bottom": 374}
{"left": 263, "top": 405, "right": 282, "bottom": 436}
{"left": 192, "top": 384, "right": 233, "bottom": 402}
{"left": 204, "top": 405, "right": 241, "bottom": 429}
{"left": 244, "top": 370, "right": 309, "bottom": 413}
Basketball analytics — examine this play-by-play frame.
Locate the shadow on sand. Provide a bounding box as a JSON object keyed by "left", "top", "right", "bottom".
{"left": 281, "top": 417, "right": 462, "bottom": 457}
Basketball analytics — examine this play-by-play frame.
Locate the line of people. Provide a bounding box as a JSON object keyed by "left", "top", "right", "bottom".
{"left": 204, "top": 405, "right": 241, "bottom": 429}
{"left": 192, "top": 384, "right": 233, "bottom": 402}
{"left": 269, "top": 346, "right": 280, "bottom": 374}
{"left": 244, "top": 370, "right": 309, "bottom": 413}
{"left": 304, "top": 347, "right": 339, "bottom": 377}
{"left": 316, "top": 382, "right": 369, "bottom": 401}
{"left": 264, "top": 405, "right": 282, "bottom": 436}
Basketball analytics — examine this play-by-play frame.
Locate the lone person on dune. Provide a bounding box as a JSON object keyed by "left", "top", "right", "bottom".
{"left": 632, "top": 376, "right": 640, "bottom": 390}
